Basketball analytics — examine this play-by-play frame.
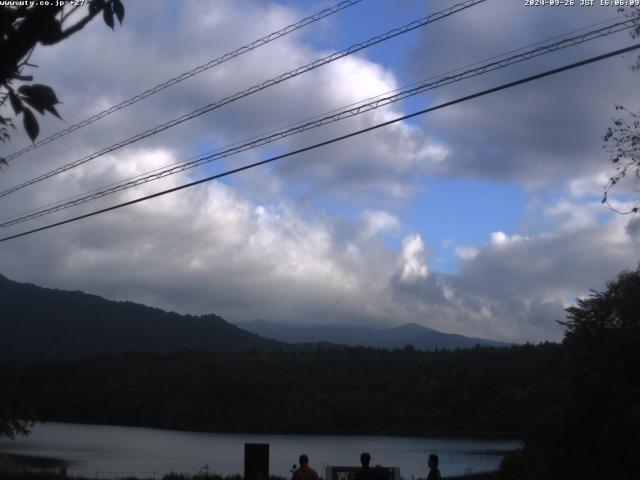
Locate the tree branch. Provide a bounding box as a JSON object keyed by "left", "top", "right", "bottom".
{"left": 55, "top": 8, "right": 102, "bottom": 42}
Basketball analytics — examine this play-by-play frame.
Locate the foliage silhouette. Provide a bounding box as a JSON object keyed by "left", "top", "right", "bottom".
{"left": 602, "top": 7, "right": 640, "bottom": 213}
{"left": 499, "top": 265, "right": 640, "bottom": 479}
{"left": 0, "top": 0, "right": 125, "bottom": 161}
{"left": 2, "top": 343, "right": 562, "bottom": 438}
{"left": 0, "top": 383, "right": 34, "bottom": 439}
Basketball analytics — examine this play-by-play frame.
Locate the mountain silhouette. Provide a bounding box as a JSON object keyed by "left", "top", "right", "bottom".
{"left": 0, "top": 274, "right": 506, "bottom": 360}
{"left": 238, "top": 319, "right": 507, "bottom": 350}
{"left": 0, "top": 274, "right": 283, "bottom": 360}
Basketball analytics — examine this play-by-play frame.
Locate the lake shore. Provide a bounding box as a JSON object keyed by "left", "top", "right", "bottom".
{"left": 0, "top": 455, "right": 501, "bottom": 480}
{"left": 1, "top": 422, "right": 514, "bottom": 479}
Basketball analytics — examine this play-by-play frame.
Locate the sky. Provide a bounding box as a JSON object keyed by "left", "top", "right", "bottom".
{"left": 1, "top": 0, "right": 639, "bottom": 343}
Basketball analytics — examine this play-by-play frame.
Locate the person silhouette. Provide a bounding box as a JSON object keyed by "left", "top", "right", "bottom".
{"left": 354, "top": 452, "right": 372, "bottom": 480}
{"left": 426, "top": 454, "right": 441, "bottom": 480}
{"left": 291, "top": 454, "right": 320, "bottom": 480}
{"left": 356, "top": 453, "right": 390, "bottom": 480}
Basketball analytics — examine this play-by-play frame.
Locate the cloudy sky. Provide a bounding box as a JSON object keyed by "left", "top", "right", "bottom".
{"left": 1, "top": 0, "right": 639, "bottom": 342}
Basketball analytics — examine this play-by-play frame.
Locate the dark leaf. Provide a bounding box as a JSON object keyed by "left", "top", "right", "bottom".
{"left": 44, "top": 104, "right": 63, "bottom": 120}
{"left": 22, "top": 108, "right": 39, "bottom": 142}
{"left": 103, "top": 2, "right": 114, "bottom": 30}
{"left": 89, "top": 0, "right": 104, "bottom": 15}
{"left": 18, "top": 84, "right": 63, "bottom": 119}
{"left": 0, "top": 157, "right": 6, "bottom": 167}
{"left": 113, "top": 0, "right": 125, "bottom": 24}
{"left": 8, "top": 91, "right": 22, "bottom": 114}
{"left": 37, "top": 15, "right": 62, "bottom": 45}
{"left": 22, "top": 96, "right": 45, "bottom": 115}
{"left": 18, "top": 84, "right": 60, "bottom": 106}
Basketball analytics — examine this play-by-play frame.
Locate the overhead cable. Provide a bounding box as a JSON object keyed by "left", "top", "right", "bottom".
{"left": 1, "top": 16, "right": 636, "bottom": 228}
{"left": 0, "top": 0, "right": 364, "bottom": 163}
{"left": 0, "top": 0, "right": 486, "bottom": 199}
{"left": 2, "top": 43, "right": 638, "bottom": 243}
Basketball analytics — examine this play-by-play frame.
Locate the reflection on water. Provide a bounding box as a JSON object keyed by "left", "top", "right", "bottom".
{"left": 0, "top": 422, "right": 520, "bottom": 479}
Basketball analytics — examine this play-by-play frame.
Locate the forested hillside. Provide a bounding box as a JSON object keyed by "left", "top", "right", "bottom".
{"left": 3, "top": 344, "right": 562, "bottom": 438}
{"left": 0, "top": 274, "right": 507, "bottom": 359}
{"left": 0, "top": 274, "right": 283, "bottom": 359}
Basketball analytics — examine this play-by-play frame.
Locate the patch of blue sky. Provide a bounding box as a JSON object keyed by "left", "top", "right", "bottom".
{"left": 194, "top": 138, "right": 219, "bottom": 159}
{"left": 128, "top": 1, "right": 178, "bottom": 32}
{"left": 180, "top": 137, "right": 247, "bottom": 187}
{"left": 182, "top": 1, "right": 528, "bottom": 271}
{"left": 276, "top": 175, "right": 526, "bottom": 275}
{"left": 285, "top": 0, "right": 430, "bottom": 78}
{"left": 410, "top": 177, "right": 525, "bottom": 273}
{"left": 290, "top": 2, "right": 500, "bottom": 132}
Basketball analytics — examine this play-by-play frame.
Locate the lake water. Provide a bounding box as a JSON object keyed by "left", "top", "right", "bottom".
{"left": 0, "top": 422, "right": 520, "bottom": 479}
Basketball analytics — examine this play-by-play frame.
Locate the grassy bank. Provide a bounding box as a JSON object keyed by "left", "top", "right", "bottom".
{"left": 0, "top": 465, "right": 500, "bottom": 480}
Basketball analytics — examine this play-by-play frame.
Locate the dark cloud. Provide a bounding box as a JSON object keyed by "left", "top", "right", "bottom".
{"left": 626, "top": 217, "right": 640, "bottom": 238}
{"left": 408, "top": 0, "right": 639, "bottom": 186}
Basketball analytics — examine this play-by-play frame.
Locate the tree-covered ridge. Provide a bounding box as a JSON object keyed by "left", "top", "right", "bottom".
{"left": 0, "top": 274, "right": 284, "bottom": 359}
{"left": 500, "top": 266, "right": 640, "bottom": 479}
{"left": 3, "top": 343, "right": 562, "bottom": 438}
{"left": 0, "top": 274, "right": 506, "bottom": 359}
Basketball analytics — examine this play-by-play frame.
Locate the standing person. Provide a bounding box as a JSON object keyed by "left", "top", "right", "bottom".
{"left": 356, "top": 453, "right": 390, "bottom": 480}
{"left": 292, "top": 454, "right": 320, "bottom": 480}
{"left": 354, "top": 452, "right": 372, "bottom": 480}
{"left": 426, "top": 454, "right": 441, "bottom": 480}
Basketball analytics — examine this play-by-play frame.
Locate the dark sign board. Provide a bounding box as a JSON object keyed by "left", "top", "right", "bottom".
{"left": 244, "top": 443, "right": 269, "bottom": 480}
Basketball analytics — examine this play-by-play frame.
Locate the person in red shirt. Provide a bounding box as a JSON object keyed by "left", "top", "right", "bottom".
{"left": 291, "top": 454, "right": 320, "bottom": 480}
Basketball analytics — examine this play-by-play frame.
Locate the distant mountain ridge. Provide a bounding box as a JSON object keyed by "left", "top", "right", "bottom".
{"left": 0, "top": 274, "right": 284, "bottom": 360}
{"left": 0, "top": 274, "right": 506, "bottom": 360}
{"left": 238, "top": 319, "right": 508, "bottom": 350}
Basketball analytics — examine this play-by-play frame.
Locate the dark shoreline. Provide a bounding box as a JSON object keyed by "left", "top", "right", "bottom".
{"left": 0, "top": 452, "right": 501, "bottom": 480}
{"left": 1, "top": 452, "right": 66, "bottom": 469}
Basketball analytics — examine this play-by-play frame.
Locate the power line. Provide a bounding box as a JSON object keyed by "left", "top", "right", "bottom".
{"left": 1, "top": 15, "right": 634, "bottom": 228}
{"left": 0, "top": 0, "right": 486, "bottom": 199}
{"left": 0, "top": 0, "right": 364, "bottom": 164}
{"left": 1, "top": 15, "right": 635, "bottom": 228}
{"left": 2, "top": 43, "right": 638, "bottom": 243}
